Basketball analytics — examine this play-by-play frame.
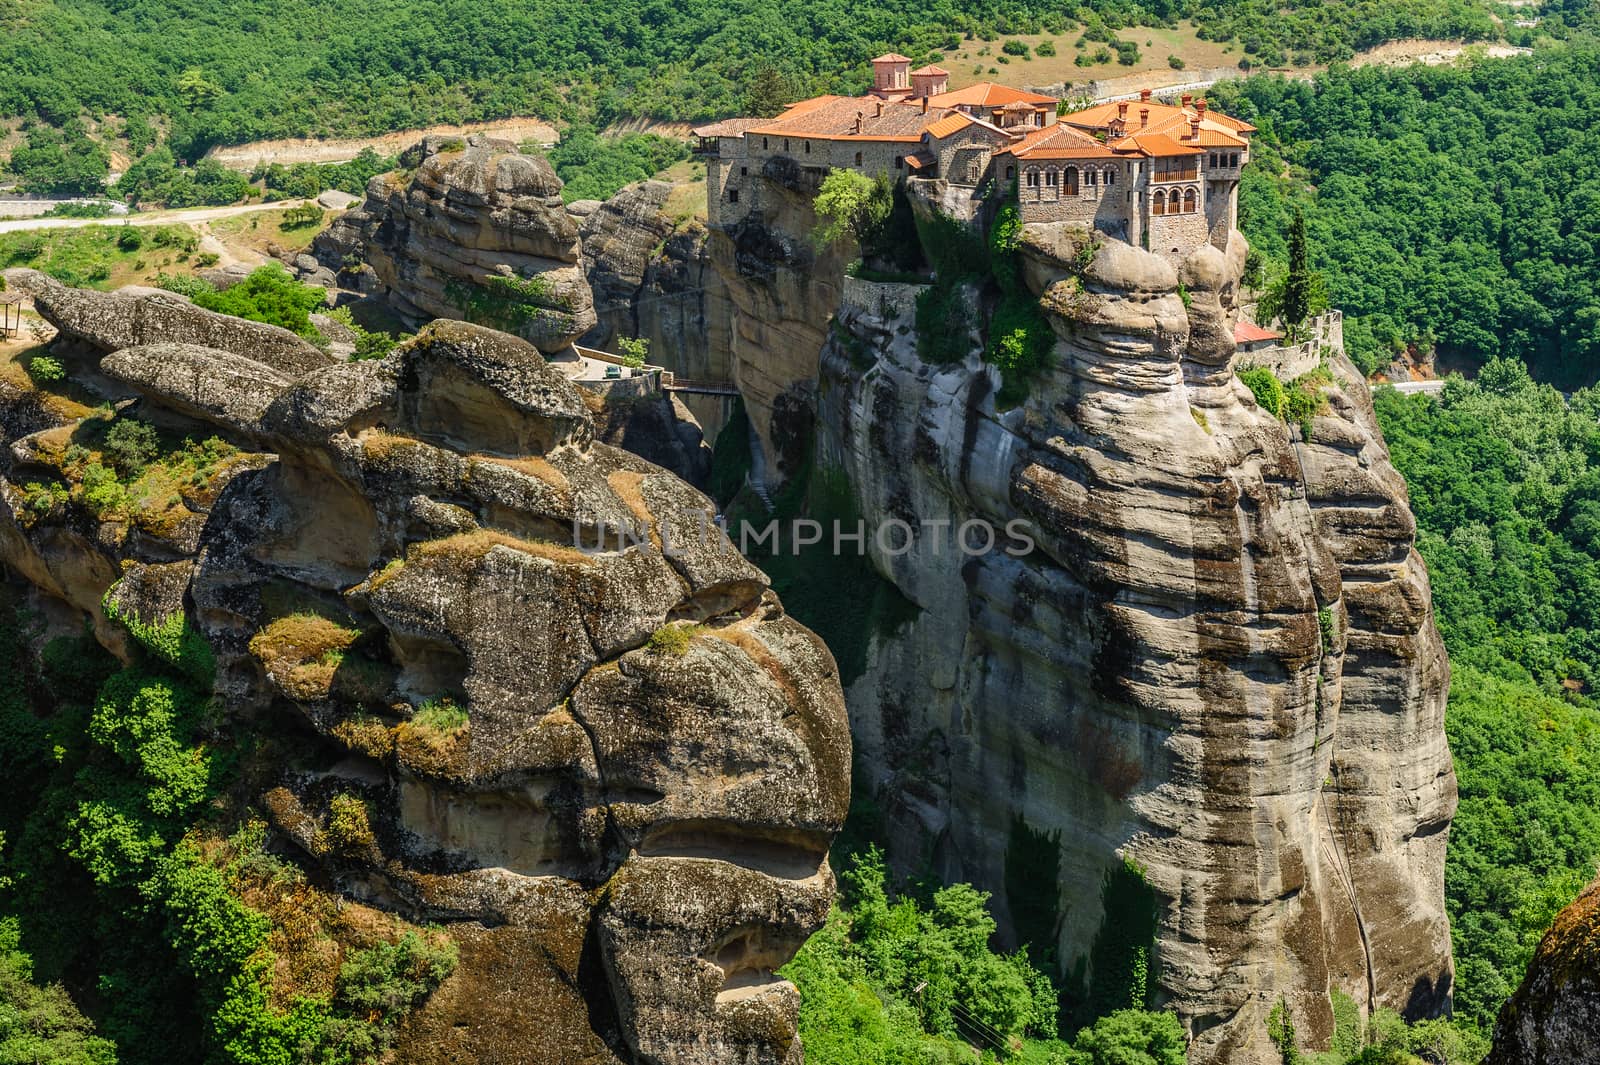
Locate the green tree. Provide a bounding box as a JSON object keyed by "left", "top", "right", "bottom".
{"left": 1281, "top": 208, "right": 1313, "bottom": 338}
{"left": 1061, "top": 1010, "right": 1186, "bottom": 1065}
{"left": 812, "top": 169, "right": 892, "bottom": 250}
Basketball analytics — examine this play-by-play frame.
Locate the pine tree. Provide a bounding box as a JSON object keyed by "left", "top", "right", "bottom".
{"left": 1283, "top": 206, "right": 1313, "bottom": 340}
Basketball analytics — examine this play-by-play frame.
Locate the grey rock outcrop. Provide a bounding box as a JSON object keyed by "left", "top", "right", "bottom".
{"left": 0, "top": 314, "right": 848, "bottom": 1063}
{"left": 317, "top": 136, "right": 596, "bottom": 352}
{"left": 815, "top": 222, "right": 1455, "bottom": 1062}
{"left": 577, "top": 181, "right": 728, "bottom": 383}
{"left": 1489, "top": 877, "right": 1600, "bottom": 1065}
{"left": 3, "top": 267, "right": 333, "bottom": 376}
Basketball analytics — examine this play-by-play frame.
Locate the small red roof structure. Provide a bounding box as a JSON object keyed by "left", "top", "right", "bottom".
{"left": 910, "top": 64, "right": 950, "bottom": 76}
{"left": 1234, "top": 321, "right": 1282, "bottom": 344}
{"left": 871, "top": 53, "right": 913, "bottom": 63}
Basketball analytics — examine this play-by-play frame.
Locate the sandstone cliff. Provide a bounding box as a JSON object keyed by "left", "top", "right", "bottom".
{"left": 316, "top": 135, "right": 596, "bottom": 353}
{"left": 709, "top": 159, "right": 857, "bottom": 480}
{"left": 574, "top": 181, "right": 729, "bottom": 383}
{"left": 0, "top": 286, "right": 849, "bottom": 1063}
{"left": 1489, "top": 876, "right": 1600, "bottom": 1065}
{"left": 811, "top": 219, "right": 1455, "bottom": 1061}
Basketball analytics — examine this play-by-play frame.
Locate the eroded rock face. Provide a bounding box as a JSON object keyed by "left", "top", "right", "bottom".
{"left": 317, "top": 135, "right": 597, "bottom": 352}
{"left": 3, "top": 267, "right": 334, "bottom": 376}
{"left": 816, "top": 222, "right": 1455, "bottom": 1062}
{"left": 1489, "top": 877, "right": 1600, "bottom": 1065}
{"left": 708, "top": 164, "right": 854, "bottom": 480}
{"left": 577, "top": 181, "right": 730, "bottom": 383}
{"left": 0, "top": 317, "right": 848, "bottom": 1064}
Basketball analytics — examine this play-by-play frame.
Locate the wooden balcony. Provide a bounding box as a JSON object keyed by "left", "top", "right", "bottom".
{"left": 1151, "top": 167, "right": 1198, "bottom": 183}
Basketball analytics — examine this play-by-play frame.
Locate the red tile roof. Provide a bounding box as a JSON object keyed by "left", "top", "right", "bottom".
{"left": 911, "top": 64, "right": 950, "bottom": 76}
{"left": 928, "top": 82, "right": 1057, "bottom": 108}
{"left": 691, "top": 117, "right": 772, "bottom": 138}
{"left": 923, "top": 112, "right": 976, "bottom": 139}
{"left": 1110, "top": 131, "right": 1204, "bottom": 157}
{"left": 1000, "top": 122, "right": 1116, "bottom": 160}
{"left": 1234, "top": 321, "right": 1282, "bottom": 344}
{"left": 746, "top": 94, "right": 955, "bottom": 141}
{"left": 872, "top": 53, "right": 913, "bottom": 63}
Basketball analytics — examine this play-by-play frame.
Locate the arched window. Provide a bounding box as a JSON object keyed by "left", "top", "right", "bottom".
{"left": 1025, "top": 168, "right": 1039, "bottom": 188}
{"left": 783, "top": 139, "right": 790, "bottom": 152}
{"left": 763, "top": 137, "right": 769, "bottom": 150}
{"left": 1183, "top": 187, "right": 1197, "bottom": 213}
{"left": 855, "top": 151, "right": 863, "bottom": 166}
{"left": 1005, "top": 165, "right": 1015, "bottom": 181}
{"left": 1045, "top": 169, "right": 1057, "bottom": 187}
{"left": 894, "top": 155, "right": 903, "bottom": 170}
{"left": 1152, "top": 190, "right": 1166, "bottom": 216}
{"left": 1086, "top": 169, "right": 1097, "bottom": 186}
{"left": 1105, "top": 167, "right": 1115, "bottom": 185}
{"left": 1064, "top": 166, "right": 1079, "bottom": 195}
{"left": 804, "top": 141, "right": 811, "bottom": 153}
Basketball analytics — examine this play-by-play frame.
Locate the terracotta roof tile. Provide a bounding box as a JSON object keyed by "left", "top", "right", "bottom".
{"left": 746, "top": 94, "right": 955, "bottom": 141}
{"left": 1110, "top": 131, "right": 1204, "bottom": 156}
{"left": 872, "top": 53, "right": 913, "bottom": 63}
{"left": 923, "top": 112, "right": 975, "bottom": 139}
{"left": 1234, "top": 321, "right": 1282, "bottom": 343}
{"left": 1002, "top": 122, "right": 1114, "bottom": 159}
{"left": 927, "top": 82, "right": 1057, "bottom": 108}
{"left": 911, "top": 65, "right": 950, "bottom": 76}
{"left": 691, "top": 117, "right": 771, "bottom": 137}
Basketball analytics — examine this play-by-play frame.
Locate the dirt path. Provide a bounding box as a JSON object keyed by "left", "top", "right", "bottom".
{"left": 0, "top": 199, "right": 310, "bottom": 236}
{"left": 204, "top": 117, "right": 560, "bottom": 169}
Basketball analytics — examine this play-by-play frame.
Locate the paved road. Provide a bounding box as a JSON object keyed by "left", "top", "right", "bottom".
{"left": 1381, "top": 379, "right": 1447, "bottom": 395}
{"left": 0, "top": 198, "right": 309, "bottom": 236}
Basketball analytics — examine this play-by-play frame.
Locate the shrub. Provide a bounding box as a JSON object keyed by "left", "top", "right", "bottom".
{"left": 1003, "top": 39, "right": 1030, "bottom": 57}
{"left": 102, "top": 418, "right": 160, "bottom": 476}
{"left": 646, "top": 624, "right": 698, "bottom": 656}
{"left": 116, "top": 226, "right": 143, "bottom": 251}
{"left": 411, "top": 697, "right": 468, "bottom": 732}
{"left": 1037, "top": 39, "right": 1057, "bottom": 57}
{"left": 26, "top": 354, "right": 66, "bottom": 383}
{"left": 323, "top": 794, "right": 375, "bottom": 853}
{"left": 1168, "top": 54, "right": 1186, "bottom": 69}
{"left": 1239, "top": 367, "right": 1285, "bottom": 417}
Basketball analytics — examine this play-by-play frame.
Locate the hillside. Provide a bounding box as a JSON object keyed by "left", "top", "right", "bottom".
{"left": 0, "top": 0, "right": 1516, "bottom": 159}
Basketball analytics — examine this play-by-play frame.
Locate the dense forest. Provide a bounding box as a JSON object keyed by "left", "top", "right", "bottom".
{"left": 1215, "top": 40, "right": 1600, "bottom": 386}
{"left": 1373, "top": 369, "right": 1600, "bottom": 1032}
{"left": 0, "top": 0, "right": 1517, "bottom": 159}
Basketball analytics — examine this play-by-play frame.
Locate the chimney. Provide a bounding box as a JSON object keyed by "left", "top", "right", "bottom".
{"left": 854, "top": 111, "right": 864, "bottom": 134}
{"left": 921, "top": 95, "right": 929, "bottom": 115}
{"left": 1196, "top": 99, "right": 1208, "bottom": 115}
{"left": 1140, "top": 88, "right": 1152, "bottom": 102}
{"left": 1140, "top": 107, "right": 1150, "bottom": 128}
{"left": 875, "top": 100, "right": 885, "bottom": 118}
{"left": 1182, "top": 93, "right": 1193, "bottom": 107}
{"left": 1189, "top": 116, "right": 1200, "bottom": 138}
{"left": 1117, "top": 101, "right": 1129, "bottom": 120}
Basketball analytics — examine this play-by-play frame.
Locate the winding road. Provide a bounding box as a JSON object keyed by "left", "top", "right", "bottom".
{"left": 0, "top": 198, "right": 310, "bottom": 236}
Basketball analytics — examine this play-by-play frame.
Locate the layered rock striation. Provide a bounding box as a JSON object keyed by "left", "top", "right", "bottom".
{"left": 317, "top": 135, "right": 597, "bottom": 353}
{"left": 0, "top": 304, "right": 848, "bottom": 1062}
{"left": 814, "top": 220, "right": 1455, "bottom": 1061}
{"left": 574, "top": 181, "right": 728, "bottom": 383}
